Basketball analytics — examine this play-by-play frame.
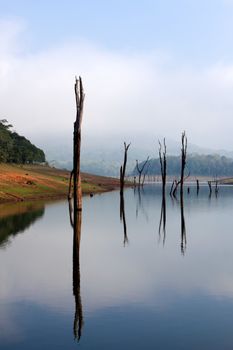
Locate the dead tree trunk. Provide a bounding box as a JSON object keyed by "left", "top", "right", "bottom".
{"left": 159, "top": 138, "right": 167, "bottom": 198}
{"left": 215, "top": 181, "right": 219, "bottom": 195}
{"left": 73, "top": 76, "right": 85, "bottom": 211}
{"left": 120, "top": 142, "right": 130, "bottom": 195}
{"left": 180, "top": 131, "right": 187, "bottom": 197}
{"left": 142, "top": 163, "right": 150, "bottom": 186}
{"left": 208, "top": 181, "right": 212, "bottom": 196}
{"left": 136, "top": 156, "right": 149, "bottom": 187}
{"left": 196, "top": 179, "right": 199, "bottom": 195}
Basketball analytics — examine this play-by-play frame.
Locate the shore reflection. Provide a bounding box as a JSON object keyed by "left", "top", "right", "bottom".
{"left": 0, "top": 202, "right": 45, "bottom": 248}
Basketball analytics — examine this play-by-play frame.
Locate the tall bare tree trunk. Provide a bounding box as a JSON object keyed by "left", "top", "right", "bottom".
{"left": 196, "top": 179, "right": 199, "bottom": 195}
{"left": 120, "top": 142, "right": 130, "bottom": 195}
{"left": 180, "top": 131, "right": 187, "bottom": 197}
{"left": 159, "top": 138, "right": 167, "bottom": 198}
{"left": 136, "top": 156, "right": 150, "bottom": 187}
{"left": 73, "top": 77, "right": 85, "bottom": 211}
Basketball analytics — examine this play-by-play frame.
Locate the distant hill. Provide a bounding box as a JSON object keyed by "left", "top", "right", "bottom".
{"left": 132, "top": 154, "right": 233, "bottom": 177}
{"left": 34, "top": 133, "right": 233, "bottom": 177}
{"left": 0, "top": 119, "right": 45, "bottom": 164}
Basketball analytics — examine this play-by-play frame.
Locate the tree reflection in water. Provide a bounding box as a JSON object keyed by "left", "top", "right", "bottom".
{"left": 0, "top": 202, "right": 45, "bottom": 248}
{"left": 120, "top": 193, "right": 129, "bottom": 246}
{"left": 69, "top": 199, "right": 83, "bottom": 341}
{"left": 158, "top": 195, "right": 166, "bottom": 246}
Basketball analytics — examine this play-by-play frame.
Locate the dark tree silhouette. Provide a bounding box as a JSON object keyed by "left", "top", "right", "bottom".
{"left": 136, "top": 156, "right": 150, "bottom": 187}
{"left": 120, "top": 142, "right": 130, "bottom": 195}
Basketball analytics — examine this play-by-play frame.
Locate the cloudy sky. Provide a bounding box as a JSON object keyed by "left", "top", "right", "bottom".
{"left": 1, "top": 0, "right": 233, "bottom": 151}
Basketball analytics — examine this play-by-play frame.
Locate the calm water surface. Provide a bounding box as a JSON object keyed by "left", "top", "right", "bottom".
{"left": 1, "top": 185, "right": 233, "bottom": 349}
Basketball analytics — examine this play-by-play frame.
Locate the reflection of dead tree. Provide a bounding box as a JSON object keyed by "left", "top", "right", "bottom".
{"left": 68, "top": 199, "right": 83, "bottom": 341}
{"left": 158, "top": 139, "right": 167, "bottom": 245}
{"left": 69, "top": 201, "right": 84, "bottom": 341}
{"left": 133, "top": 176, "right": 136, "bottom": 188}
{"left": 180, "top": 194, "right": 187, "bottom": 255}
{"left": 68, "top": 198, "right": 74, "bottom": 227}
{"left": 136, "top": 156, "right": 150, "bottom": 187}
{"left": 170, "top": 180, "right": 175, "bottom": 196}
{"left": 158, "top": 195, "right": 166, "bottom": 246}
{"left": 159, "top": 138, "right": 167, "bottom": 198}
{"left": 68, "top": 170, "right": 74, "bottom": 200}
{"left": 172, "top": 173, "right": 190, "bottom": 197}
{"left": 120, "top": 193, "right": 129, "bottom": 246}
{"left": 135, "top": 187, "right": 149, "bottom": 221}
{"left": 207, "top": 181, "right": 212, "bottom": 197}
{"left": 120, "top": 142, "right": 130, "bottom": 195}
{"left": 68, "top": 77, "right": 85, "bottom": 210}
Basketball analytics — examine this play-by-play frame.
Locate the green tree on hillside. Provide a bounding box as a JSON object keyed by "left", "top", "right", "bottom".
{"left": 0, "top": 119, "right": 46, "bottom": 164}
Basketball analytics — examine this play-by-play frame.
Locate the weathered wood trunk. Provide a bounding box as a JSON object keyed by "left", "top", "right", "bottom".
{"left": 73, "top": 77, "right": 85, "bottom": 211}
{"left": 120, "top": 142, "right": 130, "bottom": 195}
{"left": 136, "top": 156, "right": 149, "bottom": 187}
{"left": 196, "top": 179, "right": 199, "bottom": 195}
{"left": 180, "top": 131, "right": 187, "bottom": 197}
{"left": 159, "top": 138, "right": 167, "bottom": 199}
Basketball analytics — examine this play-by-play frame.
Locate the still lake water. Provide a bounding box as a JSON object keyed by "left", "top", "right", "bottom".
{"left": 1, "top": 184, "right": 233, "bottom": 349}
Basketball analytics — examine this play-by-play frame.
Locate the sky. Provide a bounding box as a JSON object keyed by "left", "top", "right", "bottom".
{"left": 1, "top": 0, "right": 233, "bottom": 152}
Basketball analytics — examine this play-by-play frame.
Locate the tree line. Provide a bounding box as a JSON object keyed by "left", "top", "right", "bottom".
{"left": 132, "top": 153, "right": 233, "bottom": 177}
{"left": 0, "top": 119, "right": 45, "bottom": 164}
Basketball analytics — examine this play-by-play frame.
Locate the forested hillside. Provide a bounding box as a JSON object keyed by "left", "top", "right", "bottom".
{"left": 0, "top": 119, "right": 45, "bottom": 164}
{"left": 132, "top": 154, "right": 233, "bottom": 177}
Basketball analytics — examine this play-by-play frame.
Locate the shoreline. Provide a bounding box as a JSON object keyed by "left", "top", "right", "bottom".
{"left": 0, "top": 163, "right": 124, "bottom": 204}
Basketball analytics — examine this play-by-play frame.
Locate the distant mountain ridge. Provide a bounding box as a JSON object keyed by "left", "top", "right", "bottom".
{"left": 35, "top": 133, "right": 233, "bottom": 176}
{"left": 132, "top": 154, "right": 233, "bottom": 177}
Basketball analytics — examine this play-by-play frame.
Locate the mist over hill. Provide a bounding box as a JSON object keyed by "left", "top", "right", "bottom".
{"left": 132, "top": 154, "right": 233, "bottom": 178}
{"left": 32, "top": 132, "right": 233, "bottom": 177}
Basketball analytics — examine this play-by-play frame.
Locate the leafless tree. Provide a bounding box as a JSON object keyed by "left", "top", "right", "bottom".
{"left": 136, "top": 156, "right": 150, "bottom": 187}
{"left": 68, "top": 76, "right": 85, "bottom": 210}
{"left": 159, "top": 138, "right": 167, "bottom": 198}
{"left": 120, "top": 142, "right": 130, "bottom": 195}
{"left": 170, "top": 132, "right": 188, "bottom": 198}
{"left": 196, "top": 179, "right": 200, "bottom": 195}
{"left": 142, "top": 162, "right": 150, "bottom": 186}
{"left": 180, "top": 131, "right": 187, "bottom": 197}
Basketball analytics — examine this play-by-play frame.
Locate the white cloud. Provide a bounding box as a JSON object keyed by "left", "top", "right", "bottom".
{"left": 1, "top": 18, "right": 233, "bottom": 150}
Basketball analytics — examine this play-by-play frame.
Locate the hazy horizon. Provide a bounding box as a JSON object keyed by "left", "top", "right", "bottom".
{"left": 1, "top": 1, "right": 233, "bottom": 153}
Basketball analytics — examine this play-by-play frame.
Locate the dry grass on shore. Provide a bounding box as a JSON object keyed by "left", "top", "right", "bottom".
{"left": 0, "top": 164, "right": 121, "bottom": 203}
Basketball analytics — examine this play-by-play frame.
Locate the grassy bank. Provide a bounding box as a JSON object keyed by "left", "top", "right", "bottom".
{"left": 0, "top": 164, "right": 121, "bottom": 202}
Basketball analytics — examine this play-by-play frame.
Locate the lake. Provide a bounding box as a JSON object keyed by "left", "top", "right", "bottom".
{"left": 1, "top": 184, "right": 233, "bottom": 349}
